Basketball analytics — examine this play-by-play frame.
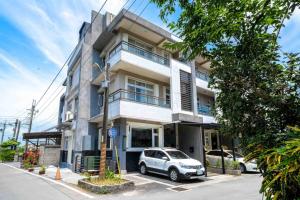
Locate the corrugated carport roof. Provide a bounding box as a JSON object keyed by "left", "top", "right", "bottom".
{"left": 23, "top": 131, "right": 62, "bottom": 139}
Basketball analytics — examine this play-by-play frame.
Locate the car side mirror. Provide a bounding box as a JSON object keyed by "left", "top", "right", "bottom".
{"left": 162, "top": 156, "right": 169, "bottom": 161}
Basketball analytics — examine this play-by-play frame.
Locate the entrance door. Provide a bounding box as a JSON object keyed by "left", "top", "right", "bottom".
{"left": 211, "top": 134, "right": 218, "bottom": 149}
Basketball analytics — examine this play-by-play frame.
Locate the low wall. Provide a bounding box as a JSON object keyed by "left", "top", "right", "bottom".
{"left": 78, "top": 178, "right": 134, "bottom": 194}
{"left": 208, "top": 167, "right": 241, "bottom": 176}
{"left": 39, "top": 145, "right": 61, "bottom": 166}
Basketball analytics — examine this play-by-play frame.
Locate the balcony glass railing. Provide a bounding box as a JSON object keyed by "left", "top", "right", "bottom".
{"left": 109, "top": 89, "right": 171, "bottom": 108}
{"left": 198, "top": 104, "right": 213, "bottom": 116}
{"left": 109, "top": 41, "right": 170, "bottom": 66}
{"left": 196, "top": 70, "right": 209, "bottom": 81}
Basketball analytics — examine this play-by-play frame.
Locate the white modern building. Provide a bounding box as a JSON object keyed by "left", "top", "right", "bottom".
{"left": 57, "top": 9, "right": 231, "bottom": 173}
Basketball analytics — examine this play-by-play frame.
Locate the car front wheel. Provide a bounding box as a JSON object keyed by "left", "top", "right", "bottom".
{"left": 169, "top": 168, "right": 180, "bottom": 182}
{"left": 140, "top": 163, "right": 147, "bottom": 175}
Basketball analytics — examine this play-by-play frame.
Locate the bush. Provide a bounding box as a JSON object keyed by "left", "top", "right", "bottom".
{"left": 216, "top": 159, "right": 221, "bottom": 168}
{"left": 230, "top": 161, "right": 240, "bottom": 170}
{"left": 105, "top": 169, "right": 116, "bottom": 179}
{"left": 0, "top": 139, "right": 19, "bottom": 162}
{"left": 246, "top": 127, "right": 300, "bottom": 200}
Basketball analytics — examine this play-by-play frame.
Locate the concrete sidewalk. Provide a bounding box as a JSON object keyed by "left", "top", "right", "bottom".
{"left": 6, "top": 162, "right": 85, "bottom": 185}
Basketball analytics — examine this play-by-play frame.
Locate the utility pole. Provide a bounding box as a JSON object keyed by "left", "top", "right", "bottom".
{"left": 99, "top": 63, "right": 110, "bottom": 178}
{"left": 0, "top": 121, "right": 7, "bottom": 144}
{"left": 28, "top": 99, "right": 36, "bottom": 133}
{"left": 16, "top": 120, "right": 21, "bottom": 142}
{"left": 13, "top": 119, "right": 18, "bottom": 138}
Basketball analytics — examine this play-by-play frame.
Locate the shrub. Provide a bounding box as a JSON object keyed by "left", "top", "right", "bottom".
{"left": 0, "top": 139, "right": 19, "bottom": 162}
{"left": 230, "top": 161, "right": 240, "bottom": 170}
{"left": 105, "top": 169, "right": 115, "bottom": 179}
{"left": 216, "top": 159, "right": 221, "bottom": 168}
{"left": 246, "top": 127, "right": 300, "bottom": 200}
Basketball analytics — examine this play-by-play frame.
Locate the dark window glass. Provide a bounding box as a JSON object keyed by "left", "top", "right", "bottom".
{"left": 154, "top": 151, "right": 167, "bottom": 159}
{"left": 131, "top": 128, "right": 152, "bottom": 147}
{"left": 166, "top": 150, "right": 189, "bottom": 159}
{"left": 144, "top": 150, "right": 155, "bottom": 157}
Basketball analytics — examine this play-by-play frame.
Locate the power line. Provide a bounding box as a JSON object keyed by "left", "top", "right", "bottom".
{"left": 35, "top": 0, "right": 110, "bottom": 108}
{"left": 30, "top": 0, "right": 139, "bottom": 131}
{"left": 34, "top": 87, "right": 65, "bottom": 119}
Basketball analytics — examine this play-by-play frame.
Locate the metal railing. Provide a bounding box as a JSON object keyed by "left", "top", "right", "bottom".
{"left": 109, "top": 41, "right": 170, "bottom": 66}
{"left": 196, "top": 70, "right": 210, "bottom": 81}
{"left": 109, "top": 89, "right": 171, "bottom": 108}
{"left": 198, "top": 104, "right": 213, "bottom": 116}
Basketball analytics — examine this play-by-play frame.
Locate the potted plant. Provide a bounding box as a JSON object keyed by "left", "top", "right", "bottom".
{"left": 23, "top": 160, "right": 34, "bottom": 172}
{"left": 39, "top": 165, "right": 46, "bottom": 175}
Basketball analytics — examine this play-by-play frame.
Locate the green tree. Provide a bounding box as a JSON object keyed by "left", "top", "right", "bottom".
{"left": 151, "top": 0, "right": 300, "bottom": 198}
{"left": 0, "top": 139, "right": 19, "bottom": 162}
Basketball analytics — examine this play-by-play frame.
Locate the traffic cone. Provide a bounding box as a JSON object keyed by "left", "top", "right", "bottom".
{"left": 55, "top": 167, "right": 61, "bottom": 180}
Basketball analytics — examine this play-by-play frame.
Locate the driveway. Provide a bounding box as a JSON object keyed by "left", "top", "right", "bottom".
{"left": 0, "top": 163, "right": 262, "bottom": 200}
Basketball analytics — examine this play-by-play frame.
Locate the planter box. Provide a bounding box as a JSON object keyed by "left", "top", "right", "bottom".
{"left": 226, "top": 169, "right": 241, "bottom": 176}
{"left": 207, "top": 167, "right": 241, "bottom": 176}
{"left": 78, "top": 178, "right": 134, "bottom": 194}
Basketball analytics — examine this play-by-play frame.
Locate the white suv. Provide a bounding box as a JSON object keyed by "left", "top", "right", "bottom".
{"left": 139, "top": 148, "right": 205, "bottom": 182}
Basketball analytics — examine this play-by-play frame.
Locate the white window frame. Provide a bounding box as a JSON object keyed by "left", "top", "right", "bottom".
{"left": 125, "top": 76, "right": 159, "bottom": 97}
{"left": 126, "top": 122, "right": 163, "bottom": 152}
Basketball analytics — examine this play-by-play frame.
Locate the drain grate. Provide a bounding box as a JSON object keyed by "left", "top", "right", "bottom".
{"left": 169, "top": 187, "right": 189, "bottom": 192}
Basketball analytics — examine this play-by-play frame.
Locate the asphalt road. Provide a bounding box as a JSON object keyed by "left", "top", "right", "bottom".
{"left": 0, "top": 163, "right": 262, "bottom": 200}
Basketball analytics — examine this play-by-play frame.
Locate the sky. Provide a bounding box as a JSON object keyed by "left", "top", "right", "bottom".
{"left": 0, "top": 0, "right": 299, "bottom": 141}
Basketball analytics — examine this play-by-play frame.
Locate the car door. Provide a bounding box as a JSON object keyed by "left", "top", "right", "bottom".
{"left": 144, "top": 150, "right": 155, "bottom": 169}
{"left": 153, "top": 150, "right": 169, "bottom": 174}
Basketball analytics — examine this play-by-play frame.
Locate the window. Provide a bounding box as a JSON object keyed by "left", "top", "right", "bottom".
{"left": 131, "top": 128, "right": 152, "bottom": 148}
{"left": 166, "top": 150, "right": 189, "bottom": 159}
{"left": 98, "top": 93, "right": 103, "bottom": 108}
{"left": 74, "top": 97, "right": 79, "bottom": 119}
{"left": 165, "top": 87, "right": 170, "bottom": 105}
{"left": 144, "top": 150, "right": 155, "bottom": 157}
{"left": 153, "top": 128, "right": 159, "bottom": 147}
{"left": 67, "top": 101, "right": 72, "bottom": 112}
{"left": 154, "top": 151, "right": 167, "bottom": 159}
{"left": 127, "top": 78, "right": 155, "bottom": 104}
{"left": 69, "top": 74, "right": 73, "bottom": 88}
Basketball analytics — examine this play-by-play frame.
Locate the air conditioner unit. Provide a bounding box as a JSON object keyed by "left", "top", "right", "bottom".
{"left": 65, "top": 111, "right": 74, "bottom": 122}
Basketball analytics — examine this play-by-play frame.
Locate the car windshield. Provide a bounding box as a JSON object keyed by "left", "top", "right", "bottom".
{"left": 227, "top": 151, "right": 243, "bottom": 158}
{"left": 166, "top": 150, "right": 189, "bottom": 159}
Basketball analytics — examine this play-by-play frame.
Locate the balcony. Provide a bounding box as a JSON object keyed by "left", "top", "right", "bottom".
{"left": 109, "top": 89, "right": 170, "bottom": 108}
{"left": 198, "top": 104, "right": 212, "bottom": 116}
{"left": 196, "top": 70, "right": 209, "bottom": 82}
{"left": 90, "top": 89, "right": 172, "bottom": 123}
{"left": 109, "top": 41, "right": 170, "bottom": 66}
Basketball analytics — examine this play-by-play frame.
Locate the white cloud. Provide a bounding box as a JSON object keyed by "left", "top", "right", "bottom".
{"left": 0, "top": 0, "right": 128, "bottom": 132}
{"left": 0, "top": 0, "right": 127, "bottom": 68}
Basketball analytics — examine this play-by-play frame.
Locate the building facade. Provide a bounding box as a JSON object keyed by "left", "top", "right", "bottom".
{"left": 58, "top": 9, "right": 228, "bottom": 173}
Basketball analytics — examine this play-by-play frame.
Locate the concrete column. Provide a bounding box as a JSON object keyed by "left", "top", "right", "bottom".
{"left": 199, "top": 127, "right": 204, "bottom": 164}
{"left": 175, "top": 123, "right": 179, "bottom": 149}
{"left": 191, "top": 61, "right": 198, "bottom": 115}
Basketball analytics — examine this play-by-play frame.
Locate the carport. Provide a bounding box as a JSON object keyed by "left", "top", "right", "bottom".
{"left": 170, "top": 122, "right": 234, "bottom": 176}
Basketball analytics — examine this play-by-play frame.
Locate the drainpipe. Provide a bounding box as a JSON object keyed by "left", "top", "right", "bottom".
{"left": 201, "top": 127, "right": 207, "bottom": 177}
{"left": 191, "top": 61, "right": 198, "bottom": 116}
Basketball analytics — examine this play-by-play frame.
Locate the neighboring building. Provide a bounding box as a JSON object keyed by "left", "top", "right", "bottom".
{"left": 57, "top": 9, "right": 233, "bottom": 173}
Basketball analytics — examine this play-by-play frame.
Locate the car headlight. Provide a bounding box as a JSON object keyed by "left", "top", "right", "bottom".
{"left": 250, "top": 160, "right": 257, "bottom": 164}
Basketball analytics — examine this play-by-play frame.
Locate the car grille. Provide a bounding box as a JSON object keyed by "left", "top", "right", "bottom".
{"left": 191, "top": 165, "right": 201, "bottom": 169}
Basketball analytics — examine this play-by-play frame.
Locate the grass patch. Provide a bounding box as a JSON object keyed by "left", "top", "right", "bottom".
{"left": 87, "top": 177, "right": 126, "bottom": 186}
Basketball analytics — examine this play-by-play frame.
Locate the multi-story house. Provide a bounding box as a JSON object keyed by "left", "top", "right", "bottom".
{"left": 58, "top": 9, "right": 232, "bottom": 173}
